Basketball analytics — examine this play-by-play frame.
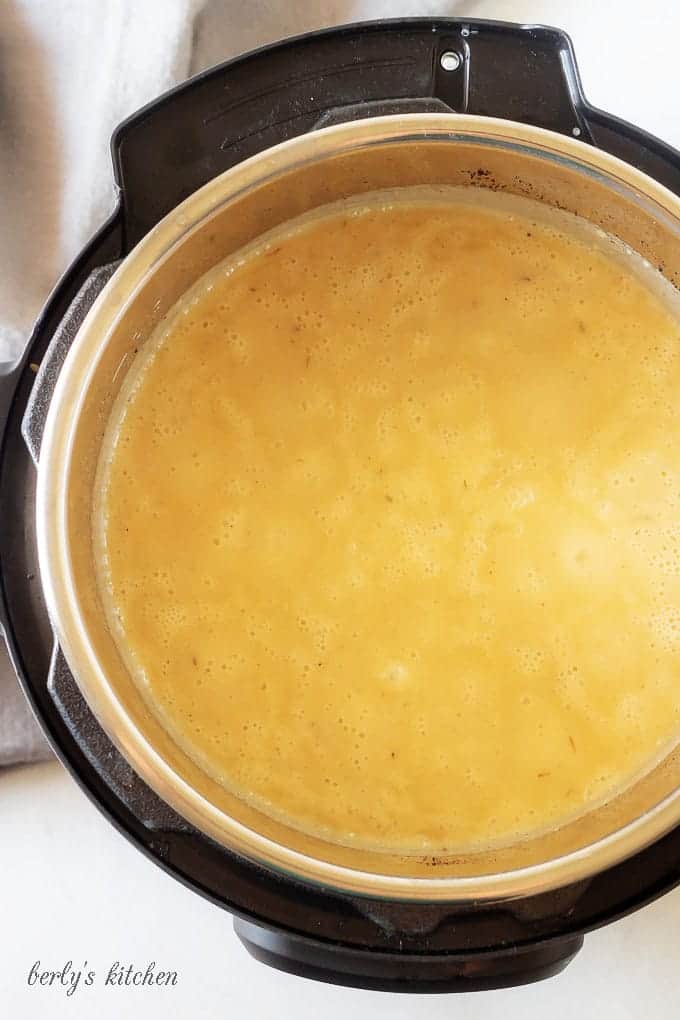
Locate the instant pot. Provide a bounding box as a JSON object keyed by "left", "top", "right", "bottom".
{"left": 3, "top": 19, "right": 680, "bottom": 993}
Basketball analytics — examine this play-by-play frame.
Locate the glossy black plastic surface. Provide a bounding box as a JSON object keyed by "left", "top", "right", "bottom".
{"left": 235, "top": 919, "right": 584, "bottom": 992}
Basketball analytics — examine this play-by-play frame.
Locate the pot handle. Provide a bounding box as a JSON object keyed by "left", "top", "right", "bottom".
{"left": 111, "top": 18, "right": 680, "bottom": 252}
{"left": 234, "top": 916, "right": 584, "bottom": 992}
{"left": 113, "top": 20, "right": 583, "bottom": 247}
{"left": 0, "top": 360, "right": 28, "bottom": 641}
{"left": 44, "top": 643, "right": 191, "bottom": 830}
{"left": 22, "top": 262, "right": 120, "bottom": 467}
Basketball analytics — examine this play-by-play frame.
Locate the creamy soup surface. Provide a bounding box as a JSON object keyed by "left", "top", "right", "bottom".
{"left": 96, "top": 188, "right": 680, "bottom": 853}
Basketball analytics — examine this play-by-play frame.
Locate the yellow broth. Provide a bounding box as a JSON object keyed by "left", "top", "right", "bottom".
{"left": 96, "top": 190, "right": 680, "bottom": 853}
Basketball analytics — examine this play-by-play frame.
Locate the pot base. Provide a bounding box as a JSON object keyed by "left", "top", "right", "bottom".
{"left": 235, "top": 918, "right": 584, "bottom": 992}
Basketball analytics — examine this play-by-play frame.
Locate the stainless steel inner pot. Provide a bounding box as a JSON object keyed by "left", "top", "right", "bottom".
{"left": 36, "top": 114, "right": 680, "bottom": 902}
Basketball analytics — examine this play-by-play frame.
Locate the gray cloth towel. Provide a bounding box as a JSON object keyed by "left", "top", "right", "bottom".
{"left": 0, "top": 645, "right": 51, "bottom": 764}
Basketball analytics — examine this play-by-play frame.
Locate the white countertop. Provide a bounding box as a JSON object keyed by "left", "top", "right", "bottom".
{"left": 4, "top": 760, "right": 680, "bottom": 1019}
{"left": 4, "top": 2, "right": 680, "bottom": 1017}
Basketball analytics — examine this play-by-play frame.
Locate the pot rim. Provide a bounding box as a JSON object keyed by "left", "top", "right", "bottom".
{"left": 36, "top": 112, "right": 680, "bottom": 902}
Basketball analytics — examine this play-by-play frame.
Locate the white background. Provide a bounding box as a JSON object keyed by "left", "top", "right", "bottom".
{"left": 3, "top": 2, "right": 680, "bottom": 1017}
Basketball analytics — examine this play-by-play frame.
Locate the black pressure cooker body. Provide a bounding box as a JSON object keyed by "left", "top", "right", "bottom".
{"left": 3, "top": 19, "right": 680, "bottom": 993}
